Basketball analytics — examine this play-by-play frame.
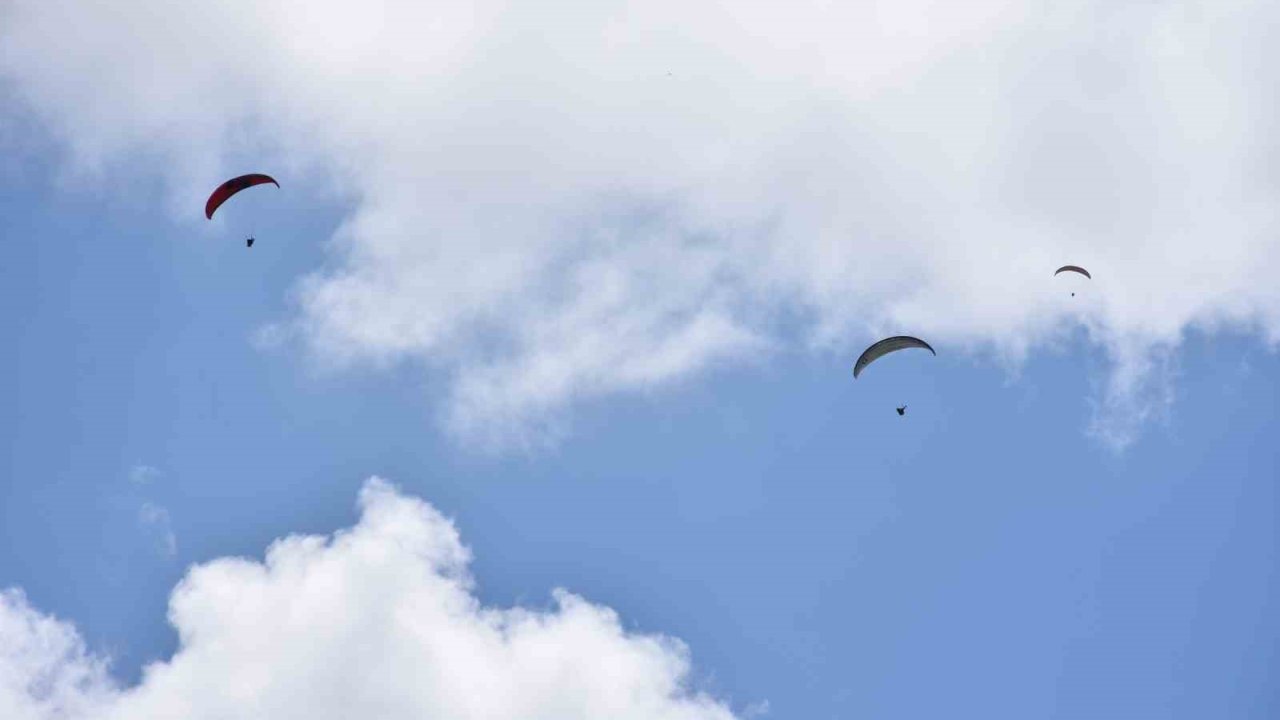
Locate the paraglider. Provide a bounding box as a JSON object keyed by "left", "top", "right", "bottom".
{"left": 853, "top": 336, "right": 936, "bottom": 415}
{"left": 1054, "top": 265, "right": 1091, "bottom": 296}
{"left": 853, "top": 336, "right": 937, "bottom": 379}
{"left": 205, "top": 173, "right": 278, "bottom": 248}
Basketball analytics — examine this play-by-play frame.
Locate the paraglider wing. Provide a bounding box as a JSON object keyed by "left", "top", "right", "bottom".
{"left": 853, "top": 336, "right": 936, "bottom": 378}
{"left": 205, "top": 174, "right": 279, "bottom": 220}
{"left": 1054, "top": 265, "right": 1091, "bottom": 279}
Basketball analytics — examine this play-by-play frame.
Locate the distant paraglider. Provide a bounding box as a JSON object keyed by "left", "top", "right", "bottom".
{"left": 1054, "top": 265, "right": 1091, "bottom": 297}
{"left": 205, "top": 173, "right": 279, "bottom": 248}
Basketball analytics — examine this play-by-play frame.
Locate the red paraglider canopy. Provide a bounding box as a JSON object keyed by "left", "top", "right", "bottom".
{"left": 205, "top": 174, "right": 279, "bottom": 220}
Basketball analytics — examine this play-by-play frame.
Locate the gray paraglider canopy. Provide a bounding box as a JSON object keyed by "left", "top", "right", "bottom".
{"left": 1054, "top": 265, "right": 1091, "bottom": 279}
{"left": 853, "top": 336, "right": 936, "bottom": 378}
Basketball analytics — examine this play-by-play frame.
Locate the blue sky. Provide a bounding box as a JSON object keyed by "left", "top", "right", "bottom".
{"left": 2, "top": 2, "right": 1279, "bottom": 718}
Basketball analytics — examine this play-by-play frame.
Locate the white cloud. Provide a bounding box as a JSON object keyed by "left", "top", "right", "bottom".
{"left": 0, "top": 479, "right": 741, "bottom": 720}
{"left": 137, "top": 503, "right": 177, "bottom": 558}
{"left": 0, "top": 590, "right": 117, "bottom": 720}
{"left": 127, "top": 466, "right": 160, "bottom": 486}
{"left": 3, "top": 0, "right": 1278, "bottom": 447}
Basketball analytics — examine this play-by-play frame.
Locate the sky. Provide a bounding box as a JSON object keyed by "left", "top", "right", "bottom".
{"left": 1, "top": 1, "right": 1278, "bottom": 718}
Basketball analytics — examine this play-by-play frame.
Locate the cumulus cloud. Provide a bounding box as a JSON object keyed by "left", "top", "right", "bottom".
{"left": 3, "top": 0, "right": 1278, "bottom": 447}
{"left": 0, "top": 479, "right": 740, "bottom": 720}
{"left": 0, "top": 591, "right": 117, "bottom": 720}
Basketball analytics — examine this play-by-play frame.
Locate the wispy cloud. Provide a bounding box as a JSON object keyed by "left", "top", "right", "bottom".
{"left": 3, "top": 0, "right": 1278, "bottom": 448}
{"left": 128, "top": 465, "right": 161, "bottom": 486}
{"left": 137, "top": 502, "right": 176, "bottom": 558}
{"left": 0, "top": 479, "right": 741, "bottom": 719}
